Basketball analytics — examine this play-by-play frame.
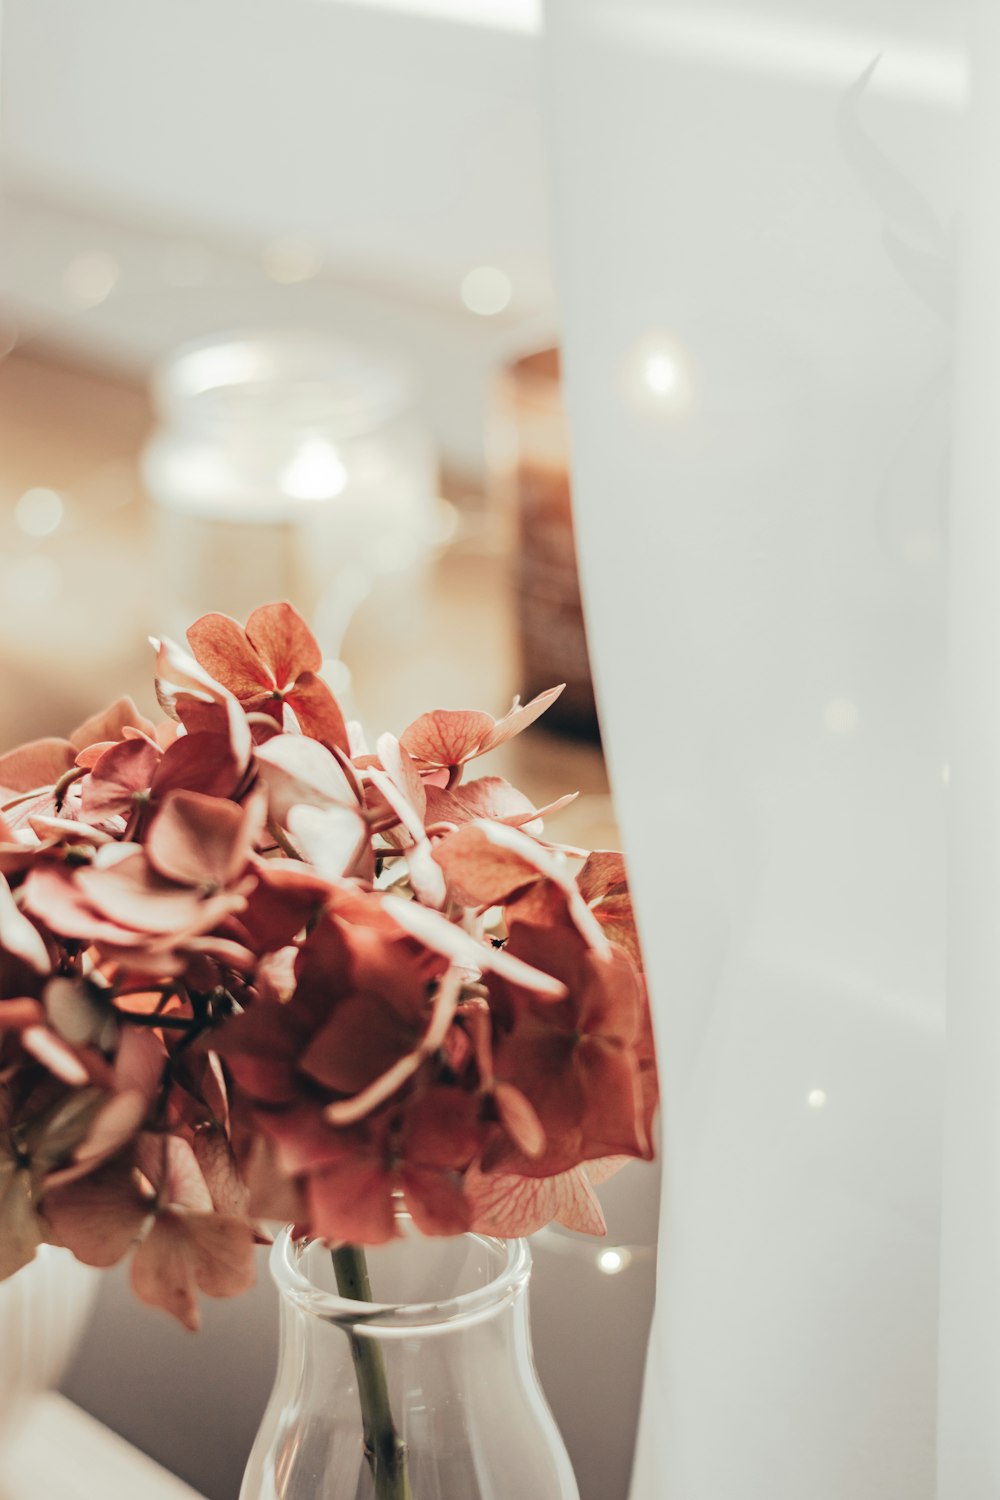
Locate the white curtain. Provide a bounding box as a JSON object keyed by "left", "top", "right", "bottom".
{"left": 542, "top": 3, "right": 967, "bottom": 1495}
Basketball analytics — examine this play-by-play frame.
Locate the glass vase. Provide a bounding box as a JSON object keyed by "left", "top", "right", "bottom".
{"left": 241, "top": 1220, "right": 580, "bottom": 1500}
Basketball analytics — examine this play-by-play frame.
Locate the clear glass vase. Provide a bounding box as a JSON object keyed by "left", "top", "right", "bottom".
{"left": 241, "top": 1221, "right": 580, "bottom": 1500}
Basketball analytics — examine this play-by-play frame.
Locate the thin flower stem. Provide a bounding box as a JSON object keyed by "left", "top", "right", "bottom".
{"left": 111, "top": 1011, "right": 196, "bottom": 1030}
{"left": 331, "top": 1244, "right": 413, "bottom": 1500}
{"left": 266, "top": 818, "right": 300, "bottom": 860}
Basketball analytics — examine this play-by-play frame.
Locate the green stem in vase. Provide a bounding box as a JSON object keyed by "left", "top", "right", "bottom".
{"left": 331, "top": 1244, "right": 414, "bottom": 1500}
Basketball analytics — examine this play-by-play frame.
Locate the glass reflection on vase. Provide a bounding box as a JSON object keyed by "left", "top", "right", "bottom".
{"left": 241, "top": 1221, "right": 579, "bottom": 1500}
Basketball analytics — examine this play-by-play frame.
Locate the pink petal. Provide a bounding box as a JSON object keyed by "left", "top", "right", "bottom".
{"left": 43, "top": 1157, "right": 148, "bottom": 1267}
{"left": 74, "top": 857, "right": 222, "bottom": 937}
{"left": 82, "top": 737, "right": 162, "bottom": 821}
{"left": 182, "top": 1211, "right": 257, "bottom": 1298}
{"left": 186, "top": 611, "right": 274, "bottom": 697}
{"left": 322, "top": 969, "right": 461, "bottom": 1125}
{"left": 51, "top": 1090, "right": 151, "bottom": 1183}
{"left": 145, "top": 791, "right": 252, "bottom": 889}
{"left": 464, "top": 1162, "right": 607, "bottom": 1238}
{"left": 0, "top": 998, "right": 45, "bottom": 1029}
{"left": 308, "top": 1158, "right": 399, "bottom": 1247}
{"left": 384, "top": 896, "right": 566, "bottom": 998}
{"left": 22, "top": 864, "right": 154, "bottom": 946}
{"left": 493, "top": 1082, "right": 546, "bottom": 1159}
{"left": 22, "top": 1025, "right": 89, "bottom": 1085}
{"left": 0, "top": 738, "right": 75, "bottom": 795}
{"left": 69, "top": 697, "right": 157, "bottom": 751}
{"left": 376, "top": 734, "right": 427, "bottom": 821}
{"left": 245, "top": 601, "right": 322, "bottom": 686}
{"left": 286, "top": 673, "right": 350, "bottom": 755}
{"left": 114, "top": 1026, "right": 167, "bottom": 1101}
{"left": 400, "top": 1165, "right": 471, "bottom": 1237}
{"left": 161, "top": 1135, "right": 215, "bottom": 1213}
{"left": 286, "top": 803, "right": 370, "bottom": 881}
{"left": 400, "top": 709, "right": 496, "bottom": 769}
{"left": 476, "top": 822, "right": 611, "bottom": 954}
{"left": 305, "top": 995, "right": 416, "bottom": 1097}
{"left": 255, "top": 733, "right": 359, "bottom": 821}
{"left": 152, "top": 636, "right": 252, "bottom": 772}
{"left": 130, "top": 1212, "right": 203, "bottom": 1330}
{"left": 577, "top": 852, "right": 628, "bottom": 902}
{"left": 236, "top": 859, "right": 331, "bottom": 953}
{"left": 479, "top": 685, "right": 565, "bottom": 754}
{"left": 433, "top": 824, "right": 541, "bottom": 907}
{"left": 192, "top": 1126, "right": 250, "bottom": 1217}
{"left": 30, "top": 815, "right": 114, "bottom": 846}
{"left": 131, "top": 1209, "right": 255, "bottom": 1330}
{"left": 0, "top": 871, "right": 50, "bottom": 972}
{"left": 151, "top": 731, "right": 242, "bottom": 801}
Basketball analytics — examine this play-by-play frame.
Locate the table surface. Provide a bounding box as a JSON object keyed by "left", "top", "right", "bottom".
{"left": 0, "top": 1394, "right": 205, "bottom": 1500}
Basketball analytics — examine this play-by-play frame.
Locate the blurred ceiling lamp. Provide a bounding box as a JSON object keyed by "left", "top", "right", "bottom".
{"left": 142, "top": 330, "right": 442, "bottom": 666}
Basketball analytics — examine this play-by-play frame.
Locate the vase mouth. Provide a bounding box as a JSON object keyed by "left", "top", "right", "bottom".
{"left": 270, "top": 1218, "right": 531, "bottom": 1334}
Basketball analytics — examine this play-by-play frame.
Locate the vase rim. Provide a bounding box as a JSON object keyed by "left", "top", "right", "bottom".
{"left": 270, "top": 1222, "right": 532, "bottom": 1334}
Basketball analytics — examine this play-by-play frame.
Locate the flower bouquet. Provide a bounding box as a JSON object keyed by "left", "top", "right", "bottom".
{"left": 0, "top": 602, "right": 656, "bottom": 1498}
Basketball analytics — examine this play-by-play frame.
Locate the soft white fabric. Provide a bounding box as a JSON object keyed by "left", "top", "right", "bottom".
{"left": 542, "top": 3, "right": 961, "bottom": 1493}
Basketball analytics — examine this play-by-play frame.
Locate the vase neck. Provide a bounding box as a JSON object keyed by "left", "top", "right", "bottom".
{"left": 271, "top": 1222, "right": 531, "bottom": 1336}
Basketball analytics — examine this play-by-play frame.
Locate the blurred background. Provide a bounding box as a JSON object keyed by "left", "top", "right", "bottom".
{"left": 0, "top": 2, "right": 658, "bottom": 1499}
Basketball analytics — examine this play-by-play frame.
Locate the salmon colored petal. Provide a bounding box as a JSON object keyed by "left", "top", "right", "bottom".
{"left": 320, "top": 971, "right": 462, "bottom": 1125}
{"left": 74, "top": 859, "right": 218, "bottom": 937}
{"left": 478, "top": 685, "right": 565, "bottom": 754}
{"left": 402, "top": 1086, "right": 481, "bottom": 1171}
{"left": 43, "top": 1156, "right": 148, "bottom": 1267}
{"left": 400, "top": 1165, "right": 471, "bottom": 1236}
{"left": 234, "top": 860, "right": 330, "bottom": 954}
{"left": 130, "top": 1211, "right": 203, "bottom": 1330}
{"left": 577, "top": 851, "right": 629, "bottom": 902}
{"left": 82, "top": 738, "right": 162, "bottom": 822}
{"left": 376, "top": 734, "right": 427, "bottom": 821}
{"left": 0, "top": 738, "right": 75, "bottom": 795}
{"left": 186, "top": 611, "right": 274, "bottom": 697}
{"left": 433, "top": 824, "right": 541, "bottom": 907}
{"left": 0, "top": 998, "right": 45, "bottom": 1029}
{"left": 467, "top": 821, "right": 611, "bottom": 954}
{"left": 308, "top": 1159, "right": 399, "bottom": 1246}
{"left": 22, "top": 1025, "right": 89, "bottom": 1086}
{"left": 425, "top": 777, "right": 577, "bottom": 835}
{"left": 192, "top": 1126, "right": 250, "bottom": 1218}
{"left": 493, "top": 1081, "right": 546, "bottom": 1159}
{"left": 286, "top": 674, "right": 350, "bottom": 755}
{"left": 145, "top": 791, "right": 251, "bottom": 888}
{"left": 304, "top": 995, "right": 416, "bottom": 1097}
{"left": 28, "top": 815, "right": 112, "bottom": 847}
{"left": 255, "top": 733, "right": 358, "bottom": 822}
{"left": 52, "top": 1090, "right": 152, "bottom": 1185}
{"left": 69, "top": 697, "right": 157, "bottom": 751}
{"left": 384, "top": 895, "right": 566, "bottom": 998}
{"left": 465, "top": 1161, "right": 606, "bottom": 1238}
{"left": 182, "top": 1211, "right": 257, "bottom": 1298}
{"left": 286, "top": 803, "right": 371, "bottom": 882}
{"left": 22, "top": 865, "right": 152, "bottom": 946}
{"left": 131, "top": 1209, "right": 256, "bottom": 1329}
{"left": 0, "top": 872, "right": 50, "bottom": 972}
{"left": 152, "top": 637, "right": 252, "bottom": 773}
{"left": 399, "top": 709, "right": 496, "bottom": 769}
{"left": 151, "top": 732, "right": 242, "bottom": 802}
{"left": 245, "top": 601, "right": 322, "bottom": 686}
